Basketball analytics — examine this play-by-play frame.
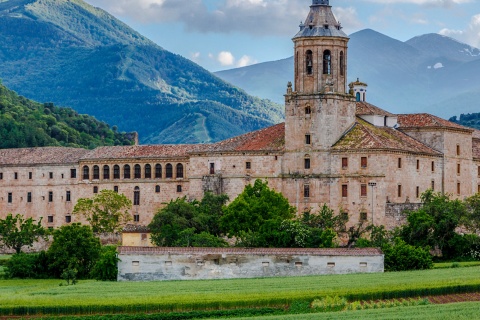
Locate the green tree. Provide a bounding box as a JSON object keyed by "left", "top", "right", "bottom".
{"left": 0, "top": 214, "right": 46, "bottom": 253}
{"left": 90, "top": 245, "right": 119, "bottom": 281}
{"left": 463, "top": 193, "right": 480, "bottom": 234}
{"left": 73, "top": 190, "right": 132, "bottom": 233}
{"left": 47, "top": 223, "right": 101, "bottom": 278}
{"left": 220, "top": 179, "right": 296, "bottom": 237}
{"left": 400, "top": 190, "right": 465, "bottom": 256}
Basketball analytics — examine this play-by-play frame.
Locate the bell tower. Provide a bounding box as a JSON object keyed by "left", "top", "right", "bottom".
{"left": 285, "top": 0, "right": 356, "bottom": 152}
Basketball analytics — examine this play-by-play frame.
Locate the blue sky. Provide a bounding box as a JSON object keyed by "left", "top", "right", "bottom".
{"left": 84, "top": 0, "right": 480, "bottom": 71}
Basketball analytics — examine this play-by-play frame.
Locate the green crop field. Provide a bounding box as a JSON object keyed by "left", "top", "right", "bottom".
{"left": 1, "top": 266, "right": 480, "bottom": 316}
{"left": 433, "top": 261, "right": 480, "bottom": 269}
{"left": 223, "top": 302, "right": 480, "bottom": 320}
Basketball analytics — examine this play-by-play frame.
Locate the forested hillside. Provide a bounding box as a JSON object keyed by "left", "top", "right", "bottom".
{"left": 0, "top": 82, "right": 134, "bottom": 149}
{"left": 0, "top": 0, "right": 283, "bottom": 144}
{"left": 450, "top": 113, "right": 480, "bottom": 131}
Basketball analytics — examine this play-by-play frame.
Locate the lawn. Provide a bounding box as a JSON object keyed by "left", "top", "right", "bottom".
{"left": 433, "top": 261, "right": 480, "bottom": 269}
{"left": 222, "top": 302, "right": 480, "bottom": 320}
{"left": 1, "top": 266, "right": 480, "bottom": 316}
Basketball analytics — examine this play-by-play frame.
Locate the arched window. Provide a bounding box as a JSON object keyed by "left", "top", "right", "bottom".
{"left": 305, "top": 105, "right": 312, "bottom": 115}
{"left": 134, "top": 164, "right": 141, "bottom": 179}
{"left": 356, "top": 92, "right": 361, "bottom": 102}
{"left": 83, "top": 166, "right": 89, "bottom": 180}
{"left": 306, "top": 50, "right": 313, "bottom": 75}
{"left": 323, "top": 50, "right": 331, "bottom": 75}
{"left": 145, "top": 164, "right": 152, "bottom": 179}
{"left": 166, "top": 164, "right": 173, "bottom": 178}
{"left": 93, "top": 166, "right": 100, "bottom": 180}
{"left": 133, "top": 186, "right": 140, "bottom": 206}
{"left": 155, "top": 185, "right": 160, "bottom": 193}
{"left": 103, "top": 165, "right": 110, "bottom": 180}
{"left": 113, "top": 165, "right": 120, "bottom": 179}
{"left": 176, "top": 163, "right": 184, "bottom": 178}
{"left": 340, "top": 51, "right": 344, "bottom": 76}
{"left": 155, "top": 164, "right": 162, "bottom": 179}
{"left": 124, "top": 165, "right": 131, "bottom": 179}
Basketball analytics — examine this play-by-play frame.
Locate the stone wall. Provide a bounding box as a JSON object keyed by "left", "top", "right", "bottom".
{"left": 384, "top": 203, "right": 422, "bottom": 230}
{"left": 117, "top": 247, "right": 384, "bottom": 281}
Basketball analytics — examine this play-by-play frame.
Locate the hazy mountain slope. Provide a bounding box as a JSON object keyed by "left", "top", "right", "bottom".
{"left": 0, "top": 81, "right": 134, "bottom": 149}
{"left": 215, "top": 29, "right": 480, "bottom": 118}
{"left": 0, "top": 0, "right": 283, "bottom": 144}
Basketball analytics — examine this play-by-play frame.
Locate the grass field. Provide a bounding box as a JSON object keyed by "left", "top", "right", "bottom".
{"left": 1, "top": 266, "right": 480, "bottom": 316}
{"left": 433, "top": 261, "right": 480, "bottom": 269}
{"left": 222, "top": 302, "right": 480, "bottom": 320}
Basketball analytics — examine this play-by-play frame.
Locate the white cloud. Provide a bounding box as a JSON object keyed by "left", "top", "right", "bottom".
{"left": 439, "top": 14, "right": 480, "bottom": 48}
{"left": 237, "top": 55, "right": 257, "bottom": 67}
{"left": 332, "top": 7, "right": 363, "bottom": 33}
{"left": 365, "top": 0, "right": 471, "bottom": 7}
{"left": 217, "top": 51, "right": 236, "bottom": 66}
{"left": 191, "top": 52, "right": 201, "bottom": 63}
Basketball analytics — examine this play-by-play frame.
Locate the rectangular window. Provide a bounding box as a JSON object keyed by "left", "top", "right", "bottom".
{"left": 27, "top": 192, "right": 32, "bottom": 203}
{"left": 177, "top": 185, "right": 182, "bottom": 193}
{"left": 304, "top": 185, "right": 310, "bottom": 198}
{"left": 246, "top": 162, "right": 251, "bottom": 170}
{"left": 114, "top": 186, "right": 119, "bottom": 193}
{"left": 65, "top": 215, "right": 72, "bottom": 223}
{"left": 457, "top": 182, "right": 461, "bottom": 195}
{"left": 305, "top": 134, "right": 311, "bottom": 145}
{"left": 342, "top": 184, "right": 348, "bottom": 198}
{"left": 29, "top": 172, "right": 33, "bottom": 179}
{"left": 457, "top": 163, "right": 461, "bottom": 175}
{"left": 417, "top": 160, "right": 420, "bottom": 170}
{"left": 49, "top": 172, "right": 53, "bottom": 179}
{"left": 210, "top": 163, "right": 215, "bottom": 175}
{"left": 342, "top": 157, "right": 348, "bottom": 169}
{"left": 478, "top": 166, "right": 480, "bottom": 177}
{"left": 478, "top": 185, "right": 480, "bottom": 194}
{"left": 360, "top": 212, "right": 367, "bottom": 221}
{"left": 48, "top": 191, "right": 53, "bottom": 202}
{"left": 66, "top": 191, "right": 71, "bottom": 202}
{"left": 431, "top": 161, "right": 435, "bottom": 172}
{"left": 398, "top": 158, "right": 402, "bottom": 169}
{"left": 93, "top": 186, "right": 98, "bottom": 194}
{"left": 397, "top": 185, "right": 402, "bottom": 198}
{"left": 416, "top": 186, "right": 420, "bottom": 198}
{"left": 431, "top": 180, "right": 435, "bottom": 191}
{"left": 457, "top": 145, "right": 460, "bottom": 156}
{"left": 0, "top": 172, "right": 2, "bottom": 180}
{"left": 14, "top": 172, "right": 18, "bottom": 180}
{"left": 361, "top": 184, "right": 367, "bottom": 197}
{"left": 47, "top": 216, "right": 53, "bottom": 223}
{"left": 304, "top": 158, "right": 311, "bottom": 169}
{"left": 8, "top": 192, "right": 12, "bottom": 203}
{"left": 70, "top": 169, "right": 76, "bottom": 179}
{"left": 361, "top": 157, "right": 368, "bottom": 168}
{"left": 133, "top": 215, "right": 140, "bottom": 222}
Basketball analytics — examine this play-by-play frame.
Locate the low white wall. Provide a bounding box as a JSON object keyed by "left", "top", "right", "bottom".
{"left": 117, "top": 247, "right": 384, "bottom": 281}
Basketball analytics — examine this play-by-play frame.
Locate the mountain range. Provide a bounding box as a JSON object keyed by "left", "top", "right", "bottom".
{"left": 216, "top": 29, "right": 480, "bottom": 119}
{"left": 0, "top": 0, "right": 283, "bottom": 144}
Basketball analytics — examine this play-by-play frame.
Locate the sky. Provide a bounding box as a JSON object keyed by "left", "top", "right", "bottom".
{"left": 83, "top": 0, "right": 480, "bottom": 72}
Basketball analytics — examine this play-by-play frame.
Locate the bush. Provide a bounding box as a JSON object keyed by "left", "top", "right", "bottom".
{"left": 5, "top": 252, "right": 49, "bottom": 279}
{"left": 383, "top": 238, "right": 433, "bottom": 271}
{"left": 90, "top": 246, "right": 119, "bottom": 281}
{"left": 311, "top": 296, "right": 347, "bottom": 312}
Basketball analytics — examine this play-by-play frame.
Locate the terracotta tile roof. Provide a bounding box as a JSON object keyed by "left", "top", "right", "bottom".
{"left": 356, "top": 102, "right": 395, "bottom": 117}
{"left": 332, "top": 118, "right": 441, "bottom": 155}
{"left": 118, "top": 246, "right": 383, "bottom": 256}
{"left": 123, "top": 224, "right": 151, "bottom": 233}
{"left": 0, "top": 147, "right": 89, "bottom": 165}
{"left": 397, "top": 114, "right": 471, "bottom": 131}
{"left": 81, "top": 144, "right": 211, "bottom": 160}
{"left": 206, "top": 123, "right": 285, "bottom": 153}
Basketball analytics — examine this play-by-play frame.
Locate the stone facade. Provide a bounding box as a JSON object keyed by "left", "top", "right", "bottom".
{"left": 117, "top": 247, "right": 384, "bottom": 281}
{"left": 1, "top": 1, "right": 480, "bottom": 231}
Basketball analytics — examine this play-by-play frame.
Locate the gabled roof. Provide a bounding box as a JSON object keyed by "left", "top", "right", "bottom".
{"left": 81, "top": 144, "right": 210, "bottom": 161}
{"left": 332, "top": 118, "right": 441, "bottom": 155}
{"left": 0, "top": 147, "right": 90, "bottom": 166}
{"left": 397, "top": 113, "right": 471, "bottom": 132}
{"left": 205, "top": 123, "right": 285, "bottom": 153}
{"left": 356, "top": 102, "right": 395, "bottom": 117}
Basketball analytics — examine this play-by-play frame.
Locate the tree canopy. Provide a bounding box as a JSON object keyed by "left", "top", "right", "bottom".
{"left": 0, "top": 213, "right": 46, "bottom": 253}
{"left": 73, "top": 190, "right": 132, "bottom": 233}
